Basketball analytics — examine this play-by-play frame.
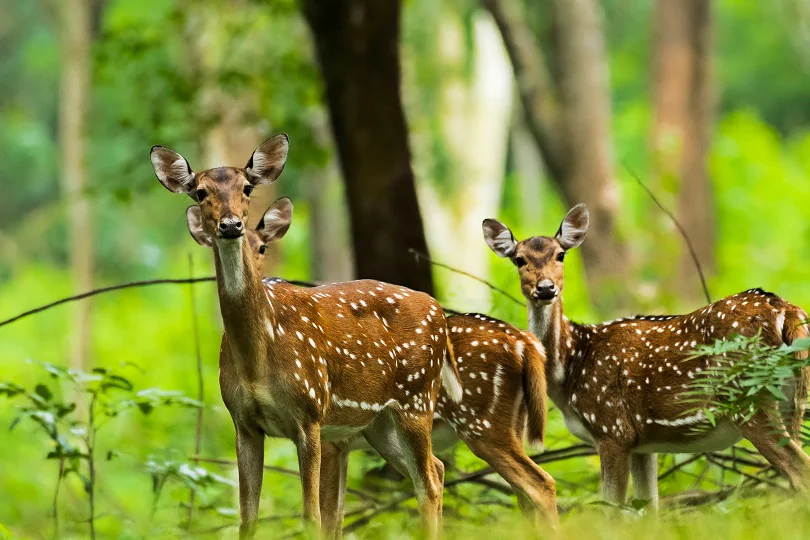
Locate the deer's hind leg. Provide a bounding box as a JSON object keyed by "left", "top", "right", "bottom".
{"left": 740, "top": 409, "right": 810, "bottom": 492}
{"left": 466, "top": 437, "right": 559, "bottom": 527}
{"left": 362, "top": 409, "right": 442, "bottom": 538}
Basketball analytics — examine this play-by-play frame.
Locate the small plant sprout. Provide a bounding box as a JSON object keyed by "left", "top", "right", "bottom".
{"left": 0, "top": 362, "right": 201, "bottom": 539}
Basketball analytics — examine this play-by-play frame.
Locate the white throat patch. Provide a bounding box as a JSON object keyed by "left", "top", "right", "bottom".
{"left": 528, "top": 303, "right": 553, "bottom": 341}
{"left": 216, "top": 239, "right": 245, "bottom": 297}
{"left": 528, "top": 303, "right": 564, "bottom": 383}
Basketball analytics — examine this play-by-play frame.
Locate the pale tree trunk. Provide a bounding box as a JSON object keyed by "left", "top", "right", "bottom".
{"left": 485, "top": 0, "right": 629, "bottom": 314}
{"left": 417, "top": 12, "right": 513, "bottom": 313}
{"left": 651, "top": 0, "right": 714, "bottom": 302}
{"left": 59, "top": 0, "right": 93, "bottom": 374}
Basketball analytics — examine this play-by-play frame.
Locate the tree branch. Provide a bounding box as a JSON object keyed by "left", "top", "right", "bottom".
{"left": 0, "top": 277, "right": 317, "bottom": 330}
{"left": 623, "top": 162, "right": 712, "bottom": 304}
{"left": 410, "top": 249, "right": 526, "bottom": 307}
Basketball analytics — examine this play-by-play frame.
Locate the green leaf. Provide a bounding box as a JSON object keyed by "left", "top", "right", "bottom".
{"left": 0, "top": 382, "right": 25, "bottom": 398}
{"left": 34, "top": 384, "right": 52, "bottom": 401}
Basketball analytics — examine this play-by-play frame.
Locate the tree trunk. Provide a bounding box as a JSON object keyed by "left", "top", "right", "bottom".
{"left": 301, "top": 0, "right": 434, "bottom": 295}
{"left": 485, "top": 0, "right": 628, "bottom": 313}
{"left": 549, "top": 0, "right": 627, "bottom": 312}
{"left": 415, "top": 12, "right": 513, "bottom": 313}
{"left": 651, "top": 0, "right": 714, "bottom": 302}
{"left": 59, "top": 0, "right": 93, "bottom": 374}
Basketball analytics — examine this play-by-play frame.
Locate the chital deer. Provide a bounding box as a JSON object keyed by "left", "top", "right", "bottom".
{"left": 483, "top": 204, "right": 810, "bottom": 508}
{"left": 151, "top": 134, "right": 462, "bottom": 538}
{"left": 429, "top": 313, "right": 558, "bottom": 524}
{"left": 227, "top": 220, "right": 560, "bottom": 530}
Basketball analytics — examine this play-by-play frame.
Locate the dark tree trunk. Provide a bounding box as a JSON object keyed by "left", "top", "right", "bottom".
{"left": 651, "top": 0, "right": 715, "bottom": 301}
{"left": 301, "top": 0, "right": 434, "bottom": 295}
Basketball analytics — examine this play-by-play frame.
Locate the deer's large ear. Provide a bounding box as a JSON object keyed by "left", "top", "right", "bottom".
{"left": 482, "top": 219, "right": 518, "bottom": 258}
{"left": 556, "top": 204, "right": 589, "bottom": 250}
{"left": 246, "top": 134, "right": 289, "bottom": 185}
{"left": 256, "top": 197, "right": 293, "bottom": 243}
{"left": 151, "top": 146, "right": 196, "bottom": 195}
{"left": 186, "top": 206, "right": 212, "bottom": 247}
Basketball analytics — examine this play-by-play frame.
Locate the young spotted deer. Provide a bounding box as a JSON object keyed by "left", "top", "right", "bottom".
{"left": 151, "top": 134, "right": 462, "bottom": 538}
{"left": 434, "top": 313, "right": 557, "bottom": 525}
{"left": 483, "top": 204, "right": 810, "bottom": 508}
{"left": 210, "top": 216, "right": 560, "bottom": 531}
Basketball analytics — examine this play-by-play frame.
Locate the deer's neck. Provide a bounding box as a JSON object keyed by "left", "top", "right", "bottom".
{"left": 528, "top": 299, "right": 571, "bottom": 386}
{"left": 213, "top": 237, "right": 273, "bottom": 378}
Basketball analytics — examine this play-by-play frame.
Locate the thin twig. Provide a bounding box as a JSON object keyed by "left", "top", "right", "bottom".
{"left": 193, "top": 512, "right": 303, "bottom": 535}
{"left": 87, "top": 393, "right": 97, "bottom": 540}
{"left": 187, "top": 254, "right": 205, "bottom": 529}
{"left": 189, "top": 455, "right": 299, "bottom": 477}
{"left": 658, "top": 453, "right": 704, "bottom": 481}
{"left": 468, "top": 477, "right": 514, "bottom": 496}
{"left": 409, "top": 249, "right": 526, "bottom": 307}
{"left": 660, "top": 488, "right": 736, "bottom": 508}
{"left": 188, "top": 455, "right": 379, "bottom": 502}
{"left": 705, "top": 455, "right": 786, "bottom": 490}
{"left": 708, "top": 451, "right": 766, "bottom": 469}
{"left": 53, "top": 456, "right": 64, "bottom": 539}
{"left": 622, "top": 162, "right": 712, "bottom": 304}
{"left": 0, "top": 277, "right": 317, "bottom": 330}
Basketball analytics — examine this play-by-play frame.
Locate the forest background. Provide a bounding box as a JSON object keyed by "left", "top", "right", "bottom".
{"left": 3, "top": 0, "right": 810, "bottom": 537}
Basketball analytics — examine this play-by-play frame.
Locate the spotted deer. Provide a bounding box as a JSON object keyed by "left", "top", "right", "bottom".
{"left": 151, "top": 134, "right": 462, "bottom": 539}
{"left": 195, "top": 214, "right": 560, "bottom": 532}
{"left": 428, "top": 313, "right": 558, "bottom": 525}
{"left": 483, "top": 204, "right": 810, "bottom": 508}
{"left": 336, "top": 313, "right": 559, "bottom": 532}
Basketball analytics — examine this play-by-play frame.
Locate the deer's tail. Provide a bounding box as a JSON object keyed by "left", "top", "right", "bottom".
{"left": 783, "top": 307, "right": 810, "bottom": 443}
{"left": 442, "top": 333, "right": 463, "bottom": 403}
{"left": 521, "top": 333, "right": 548, "bottom": 450}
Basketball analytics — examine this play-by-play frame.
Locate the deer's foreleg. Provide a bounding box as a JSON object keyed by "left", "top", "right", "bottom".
{"left": 319, "top": 441, "right": 349, "bottom": 539}
{"left": 236, "top": 427, "right": 265, "bottom": 539}
{"left": 297, "top": 422, "right": 322, "bottom": 530}
{"left": 599, "top": 443, "right": 630, "bottom": 506}
{"left": 630, "top": 453, "right": 659, "bottom": 509}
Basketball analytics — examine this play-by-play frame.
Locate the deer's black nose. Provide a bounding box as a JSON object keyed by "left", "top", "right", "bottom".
{"left": 534, "top": 280, "right": 558, "bottom": 301}
{"left": 218, "top": 218, "right": 244, "bottom": 238}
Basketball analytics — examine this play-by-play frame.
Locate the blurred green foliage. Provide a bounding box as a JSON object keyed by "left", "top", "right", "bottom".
{"left": 3, "top": 0, "right": 810, "bottom": 537}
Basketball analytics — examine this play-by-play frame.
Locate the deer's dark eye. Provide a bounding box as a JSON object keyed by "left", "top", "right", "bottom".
{"left": 515, "top": 256, "right": 527, "bottom": 268}
{"left": 258, "top": 245, "right": 266, "bottom": 255}
{"left": 556, "top": 251, "right": 566, "bottom": 262}
{"left": 243, "top": 185, "right": 254, "bottom": 196}
{"left": 195, "top": 189, "right": 207, "bottom": 201}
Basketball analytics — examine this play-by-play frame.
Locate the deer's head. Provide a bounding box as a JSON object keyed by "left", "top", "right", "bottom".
{"left": 185, "top": 197, "right": 293, "bottom": 267}
{"left": 150, "top": 134, "right": 289, "bottom": 241}
{"left": 482, "top": 204, "right": 589, "bottom": 306}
